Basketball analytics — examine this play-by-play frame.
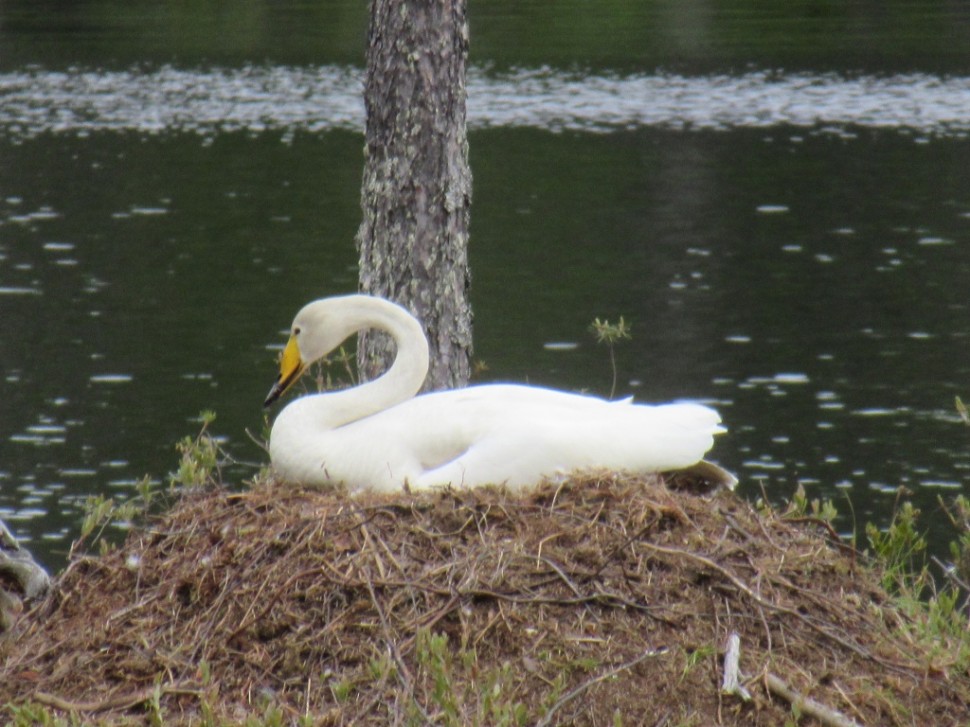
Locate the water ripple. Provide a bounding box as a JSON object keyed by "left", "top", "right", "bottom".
{"left": 1, "top": 65, "right": 969, "bottom": 138}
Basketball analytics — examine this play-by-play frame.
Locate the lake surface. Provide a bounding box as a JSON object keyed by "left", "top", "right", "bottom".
{"left": 3, "top": 66, "right": 969, "bottom": 137}
{"left": 2, "top": 1, "right": 970, "bottom": 569}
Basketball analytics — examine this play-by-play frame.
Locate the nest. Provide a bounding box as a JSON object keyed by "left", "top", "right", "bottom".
{"left": 1, "top": 473, "right": 969, "bottom": 725}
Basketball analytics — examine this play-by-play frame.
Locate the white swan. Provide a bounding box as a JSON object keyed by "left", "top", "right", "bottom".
{"left": 264, "top": 294, "right": 732, "bottom": 492}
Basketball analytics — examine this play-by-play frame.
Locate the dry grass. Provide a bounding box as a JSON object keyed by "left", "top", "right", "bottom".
{"left": 2, "top": 472, "right": 969, "bottom": 725}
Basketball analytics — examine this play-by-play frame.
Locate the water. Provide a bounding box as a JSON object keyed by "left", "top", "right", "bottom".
{"left": 2, "top": 66, "right": 969, "bottom": 138}
{"left": 2, "top": 1, "right": 970, "bottom": 569}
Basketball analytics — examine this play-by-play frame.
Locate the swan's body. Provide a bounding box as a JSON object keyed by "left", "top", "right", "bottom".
{"left": 264, "top": 295, "right": 731, "bottom": 492}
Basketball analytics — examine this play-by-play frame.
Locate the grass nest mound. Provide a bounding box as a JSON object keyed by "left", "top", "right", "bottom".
{"left": 2, "top": 473, "right": 969, "bottom": 725}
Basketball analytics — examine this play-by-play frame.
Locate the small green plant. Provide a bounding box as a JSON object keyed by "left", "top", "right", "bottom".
{"left": 680, "top": 644, "right": 715, "bottom": 683}
{"left": 330, "top": 676, "right": 354, "bottom": 703}
{"left": 241, "top": 700, "right": 286, "bottom": 727}
{"left": 590, "top": 316, "right": 632, "bottom": 398}
{"left": 865, "top": 501, "right": 970, "bottom": 660}
{"left": 788, "top": 483, "right": 809, "bottom": 516}
{"left": 940, "top": 398, "right": 970, "bottom": 594}
{"left": 170, "top": 410, "right": 221, "bottom": 488}
{"left": 782, "top": 483, "right": 840, "bottom": 525}
{"left": 5, "top": 702, "right": 74, "bottom": 727}
{"left": 368, "top": 651, "right": 396, "bottom": 682}
{"left": 409, "top": 628, "right": 528, "bottom": 727}
{"left": 941, "top": 494, "right": 970, "bottom": 585}
{"left": 146, "top": 682, "right": 165, "bottom": 727}
{"left": 955, "top": 395, "right": 969, "bottom": 426}
{"left": 812, "top": 498, "right": 839, "bottom": 524}
{"left": 538, "top": 672, "right": 568, "bottom": 714}
{"left": 866, "top": 501, "right": 927, "bottom": 593}
{"left": 417, "top": 630, "right": 461, "bottom": 722}
{"left": 73, "top": 474, "right": 157, "bottom": 557}
{"left": 78, "top": 493, "right": 119, "bottom": 542}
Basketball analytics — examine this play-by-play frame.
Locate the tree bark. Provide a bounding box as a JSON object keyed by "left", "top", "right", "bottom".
{"left": 356, "top": 0, "right": 473, "bottom": 391}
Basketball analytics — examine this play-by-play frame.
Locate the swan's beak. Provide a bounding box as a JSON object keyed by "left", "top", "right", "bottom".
{"left": 264, "top": 336, "right": 306, "bottom": 407}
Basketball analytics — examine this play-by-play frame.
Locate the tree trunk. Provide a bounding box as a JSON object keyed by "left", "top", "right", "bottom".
{"left": 356, "top": 0, "right": 473, "bottom": 391}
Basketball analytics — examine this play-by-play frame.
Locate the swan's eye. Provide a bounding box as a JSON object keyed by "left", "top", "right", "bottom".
{"left": 293, "top": 326, "right": 302, "bottom": 336}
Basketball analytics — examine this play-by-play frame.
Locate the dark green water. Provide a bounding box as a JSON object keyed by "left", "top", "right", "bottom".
{"left": 3, "top": 0, "right": 969, "bottom": 73}
{"left": 2, "top": 1, "right": 970, "bottom": 568}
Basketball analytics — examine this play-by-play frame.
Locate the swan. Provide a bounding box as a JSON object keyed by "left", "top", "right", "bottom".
{"left": 264, "top": 294, "right": 733, "bottom": 492}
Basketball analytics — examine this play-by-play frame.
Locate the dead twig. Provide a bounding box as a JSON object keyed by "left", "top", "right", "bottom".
{"left": 720, "top": 632, "right": 751, "bottom": 701}
{"left": 765, "top": 672, "right": 862, "bottom": 727}
{"left": 33, "top": 683, "right": 201, "bottom": 714}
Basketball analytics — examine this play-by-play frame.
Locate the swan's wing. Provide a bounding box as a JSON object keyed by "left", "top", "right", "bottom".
{"left": 394, "top": 386, "right": 725, "bottom": 489}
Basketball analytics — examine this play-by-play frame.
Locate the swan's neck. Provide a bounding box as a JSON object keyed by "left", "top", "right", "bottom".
{"left": 313, "top": 296, "right": 430, "bottom": 428}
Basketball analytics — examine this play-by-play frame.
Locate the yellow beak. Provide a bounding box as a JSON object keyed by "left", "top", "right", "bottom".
{"left": 264, "top": 336, "right": 306, "bottom": 407}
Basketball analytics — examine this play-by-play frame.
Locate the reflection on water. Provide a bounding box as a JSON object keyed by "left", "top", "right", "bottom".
{"left": 2, "top": 66, "right": 970, "bottom": 137}
{"left": 1, "top": 65, "right": 969, "bottom": 569}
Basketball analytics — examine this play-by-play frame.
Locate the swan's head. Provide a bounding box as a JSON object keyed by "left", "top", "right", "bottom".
{"left": 263, "top": 299, "right": 357, "bottom": 407}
